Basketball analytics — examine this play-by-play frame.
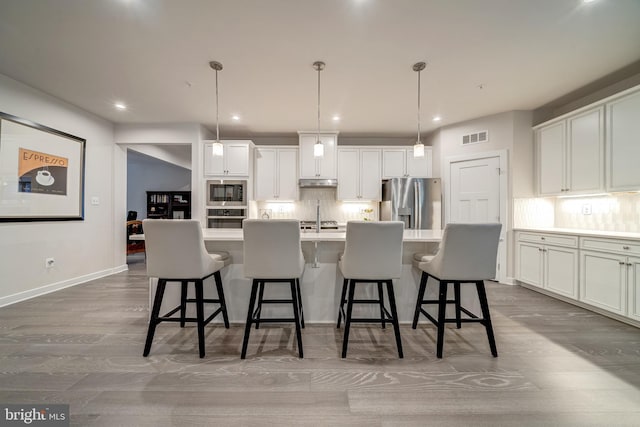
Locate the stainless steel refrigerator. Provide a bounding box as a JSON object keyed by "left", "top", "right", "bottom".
{"left": 380, "top": 178, "right": 442, "bottom": 229}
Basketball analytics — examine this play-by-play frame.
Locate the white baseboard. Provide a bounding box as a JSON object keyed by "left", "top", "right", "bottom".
{"left": 0, "top": 264, "right": 129, "bottom": 308}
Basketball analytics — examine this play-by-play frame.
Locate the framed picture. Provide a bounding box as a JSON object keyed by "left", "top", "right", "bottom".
{"left": 0, "top": 112, "right": 86, "bottom": 222}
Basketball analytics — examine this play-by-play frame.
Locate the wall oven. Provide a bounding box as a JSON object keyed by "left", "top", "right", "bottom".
{"left": 206, "top": 180, "right": 247, "bottom": 228}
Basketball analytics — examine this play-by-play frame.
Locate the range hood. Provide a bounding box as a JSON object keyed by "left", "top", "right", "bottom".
{"left": 298, "top": 179, "right": 338, "bottom": 188}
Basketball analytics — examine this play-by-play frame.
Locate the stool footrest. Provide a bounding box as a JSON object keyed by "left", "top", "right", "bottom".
{"left": 250, "top": 317, "right": 296, "bottom": 323}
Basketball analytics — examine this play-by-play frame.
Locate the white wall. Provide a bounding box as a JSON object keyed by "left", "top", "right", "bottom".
{"left": 127, "top": 150, "right": 191, "bottom": 219}
{"left": 0, "top": 73, "right": 122, "bottom": 306}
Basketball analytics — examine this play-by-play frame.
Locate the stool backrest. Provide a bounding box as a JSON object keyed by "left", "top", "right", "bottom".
{"left": 243, "top": 219, "right": 304, "bottom": 279}
{"left": 341, "top": 221, "right": 404, "bottom": 279}
{"left": 143, "top": 219, "right": 215, "bottom": 279}
{"left": 428, "top": 223, "right": 502, "bottom": 280}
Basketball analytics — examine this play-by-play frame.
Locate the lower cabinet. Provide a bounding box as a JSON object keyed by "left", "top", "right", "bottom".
{"left": 516, "top": 233, "right": 578, "bottom": 299}
{"left": 580, "top": 250, "right": 629, "bottom": 316}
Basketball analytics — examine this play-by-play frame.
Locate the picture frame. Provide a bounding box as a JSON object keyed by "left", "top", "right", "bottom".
{"left": 0, "top": 112, "right": 86, "bottom": 222}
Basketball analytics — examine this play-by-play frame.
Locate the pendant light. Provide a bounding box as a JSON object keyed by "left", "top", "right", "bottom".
{"left": 313, "top": 61, "right": 325, "bottom": 158}
{"left": 413, "top": 61, "right": 426, "bottom": 158}
{"left": 209, "top": 60, "right": 224, "bottom": 157}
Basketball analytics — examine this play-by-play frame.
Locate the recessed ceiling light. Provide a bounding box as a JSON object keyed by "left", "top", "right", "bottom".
{"left": 332, "top": 115, "right": 341, "bottom": 121}
{"left": 583, "top": 0, "right": 596, "bottom": 3}
{"left": 232, "top": 115, "right": 240, "bottom": 121}
{"left": 114, "top": 102, "right": 127, "bottom": 111}
{"left": 433, "top": 116, "right": 442, "bottom": 122}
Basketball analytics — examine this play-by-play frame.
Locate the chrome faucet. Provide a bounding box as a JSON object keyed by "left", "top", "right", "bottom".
{"left": 316, "top": 199, "right": 321, "bottom": 233}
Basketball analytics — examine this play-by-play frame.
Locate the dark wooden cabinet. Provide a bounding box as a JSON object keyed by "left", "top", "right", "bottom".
{"left": 146, "top": 191, "right": 191, "bottom": 219}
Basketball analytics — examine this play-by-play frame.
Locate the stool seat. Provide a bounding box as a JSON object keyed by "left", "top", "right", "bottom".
{"left": 210, "top": 251, "right": 232, "bottom": 267}
{"left": 412, "top": 252, "right": 435, "bottom": 269}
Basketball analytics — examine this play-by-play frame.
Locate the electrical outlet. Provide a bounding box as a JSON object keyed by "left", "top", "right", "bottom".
{"left": 45, "top": 257, "right": 55, "bottom": 268}
{"left": 582, "top": 204, "right": 592, "bottom": 215}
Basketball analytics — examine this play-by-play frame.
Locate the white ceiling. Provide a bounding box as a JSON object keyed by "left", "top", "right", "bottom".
{"left": 1, "top": 0, "right": 639, "bottom": 138}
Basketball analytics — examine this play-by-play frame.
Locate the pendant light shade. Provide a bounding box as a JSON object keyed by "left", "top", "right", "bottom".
{"left": 313, "top": 61, "right": 325, "bottom": 158}
{"left": 413, "top": 61, "right": 426, "bottom": 158}
{"left": 209, "top": 60, "right": 224, "bottom": 157}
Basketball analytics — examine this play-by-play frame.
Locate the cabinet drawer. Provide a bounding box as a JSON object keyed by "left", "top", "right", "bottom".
{"left": 581, "top": 237, "right": 640, "bottom": 256}
{"left": 517, "top": 232, "right": 578, "bottom": 248}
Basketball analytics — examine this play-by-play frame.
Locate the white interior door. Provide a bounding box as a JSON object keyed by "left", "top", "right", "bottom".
{"left": 450, "top": 156, "right": 500, "bottom": 223}
{"left": 448, "top": 155, "right": 504, "bottom": 281}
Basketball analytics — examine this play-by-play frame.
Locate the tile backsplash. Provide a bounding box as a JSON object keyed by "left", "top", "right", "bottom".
{"left": 514, "top": 193, "right": 640, "bottom": 232}
{"left": 251, "top": 188, "right": 379, "bottom": 223}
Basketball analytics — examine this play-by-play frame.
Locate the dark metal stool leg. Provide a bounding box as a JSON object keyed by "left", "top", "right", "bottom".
{"left": 377, "top": 282, "right": 386, "bottom": 329}
{"left": 143, "top": 279, "right": 167, "bottom": 357}
{"left": 436, "top": 280, "right": 448, "bottom": 359}
{"left": 336, "top": 278, "right": 348, "bottom": 328}
{"left": 194, "top": 279, "right": 206, "bottom": 358}
{"left": 385, "top": 280, "right": 403, "bottom": 359}
{"left": 476, "top": 280, "right": 498, "bottom": 357}
{"left": 241, "top": 279, "right": 259, "bottom": 359}
{"left": 290, "top": 279, "right": 304, "bottom": 358}
{"left": 214, "top": 271, "right": 230, "bottom": 329}
{"left": 412, "top": 272, "right": 428, "bottom": 329}
{"left": 341, "top": 280, "right": 357, "bottom": 358}
{"left": 255, "top": 281, "right": 265, "bottom": 330}
{"left": 296, "top": 278, "right": 305, "bottom": 329}
{"left": 454, "top": 282, "right": 462, "bottom": 329}
{"left": 180, "top": 280, "right": 188, "bottom": 328}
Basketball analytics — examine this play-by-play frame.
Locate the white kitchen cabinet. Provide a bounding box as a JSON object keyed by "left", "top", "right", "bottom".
{"left": 606, "top": 89, "right": 640, "bottom": 191}
{"left": 254, "top": 147, "right": 298, "bottom": 201}
{"left": 337, "top": 147, "right": 381, "bottom": 201}
{"left": 382, "top": 147, "right": 432, "bottom": 178}
{"left": 203, "top": 141, "right": 251, "bottom": 176}
{"left": 536, "top": 107, "right": 603, "bottom": 196}
{"left": 516, "top": 232, "right": 579, "bottom": 299}
{"left": 298, "top": 132, "right": 338, "bottom": 179}
{"left": 580, "top": 236, "right": 640, "bottom": 317}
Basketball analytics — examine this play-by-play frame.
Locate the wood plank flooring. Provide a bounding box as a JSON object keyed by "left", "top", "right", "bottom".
{"left": 1, "top": 258, "right": 639, "bottom": 426}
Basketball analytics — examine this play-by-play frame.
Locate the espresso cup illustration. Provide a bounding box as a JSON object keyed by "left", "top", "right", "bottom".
{"left": 36, "top": 170, "right": 55, "bottom": 186}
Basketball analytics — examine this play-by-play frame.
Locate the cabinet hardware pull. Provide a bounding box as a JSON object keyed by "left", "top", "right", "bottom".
{"left": 619, "top": 261, "right": 626, "bottom": 265}
{"left": 538, "top": 248, "right": 542, "bottom": 252}
{"left": 623, "top": 246, "right": 630, "bottom": 250}
{"left": 627, "top": 263, "right": 633, "bottom": 266}
{"left": 540, "top": 237, "right": 545, "bottom": 240}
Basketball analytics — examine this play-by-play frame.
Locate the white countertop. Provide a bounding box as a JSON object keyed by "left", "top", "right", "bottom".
{"left": 132, "top": 228, "right": 443, "bottom": 243}
{"left": 514, "top": 227, "right": 640, "bottom": 240}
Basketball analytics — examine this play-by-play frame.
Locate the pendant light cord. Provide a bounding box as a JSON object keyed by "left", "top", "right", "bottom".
{"left": 317, "top": 64, "right": 321, "bottom": 143}
{"left": 417, "top": 68, "right": 421, "bottom": 144}
{"left": 215, "top": 68, "right": 220, "bottom": 142}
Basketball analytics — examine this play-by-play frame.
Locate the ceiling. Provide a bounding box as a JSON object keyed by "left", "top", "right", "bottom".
{"left": 1, "top": 0, "right": 639, "bottom": 138}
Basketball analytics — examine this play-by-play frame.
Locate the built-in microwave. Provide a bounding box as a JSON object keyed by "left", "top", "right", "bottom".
{"left": 207, "top": 180, "right": 247, "bottom": 206}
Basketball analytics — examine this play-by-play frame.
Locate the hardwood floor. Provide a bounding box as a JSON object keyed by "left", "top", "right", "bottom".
{"left": 1, "top": 259, "right": 639, "bottom": 426}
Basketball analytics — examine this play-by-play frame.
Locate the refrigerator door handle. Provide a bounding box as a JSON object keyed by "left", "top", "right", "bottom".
{"left": 414, "top": 181, "right": 420, "bottom": 229}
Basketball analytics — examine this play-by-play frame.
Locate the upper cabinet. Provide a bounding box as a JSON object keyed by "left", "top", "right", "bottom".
{"left": 254, "top": 147, "right": 298, "bottom": 201}
{"left": 337, "top": 147, "right": 382, "bottom": 201}
{"left": 536, "top": 107, "right": 604, "bottom": 196}
{"left": 203, "top": 140, "right": 252, "bottom": 176}
{"left": 382, "top": 147, "right": 432, "bottom": 178}
{"left": 298, "top": 132, "right": 338, "bottom": 179}
{"left": 607, "top": 90, "right": 640, "bottom": 192}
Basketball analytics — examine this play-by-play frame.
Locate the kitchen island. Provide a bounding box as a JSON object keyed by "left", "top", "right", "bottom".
{"left": 137, "top": 228, "right": 482, "bottom": 323}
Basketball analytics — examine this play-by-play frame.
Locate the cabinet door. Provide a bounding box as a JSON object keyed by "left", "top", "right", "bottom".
{"left": 317, "top": 134, "right": 337, "bottom": 179}
{"left": 360, "top": 149, "right": 382, "bottom": 201}
{"left": 382, "top": 149, "right": 407, "bottom": 178}
{"left": 567, "top": 107, "right": 604, "bottom": 193}
{"left": 225, "top": 143, "right": 249, "bottom": 176}
{"left": 537, "top": 122, "right": 565, "bottom": 195}
{"left": 299, "top": 134, "right": 319, "bottom": 178}
{"left": 277, "top": 148, "right": 299, "bottom": 201}
{"left": 406, "top": 147, "right": 432, "bottom": 178}
{"left": 626, "top": 256, "right": 640, "bottom": 322}
{"left": 517, "top": 242, "right": 544, "bottom": 288}
{"left": 203, "top": 143, "right": 225, "bottom": 176}
{"left": 580, "top": 250, "right": 627, "bottom": 315}
{"left": 254, "top": 148, "right": 277, "bottom": 200}
{"left": 607, "top": 90, "right": 640, "bottom": 191}
{"left": 545, "top": 245, "right": 579, "bottom": 299}
{"left": 337, "top": 148, "right": 360, "bottom": 200}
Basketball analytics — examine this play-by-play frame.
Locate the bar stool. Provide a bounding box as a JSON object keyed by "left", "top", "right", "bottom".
{"left": 241, "top": 219, "right": 305, "bottom": 359}
{"left": 338, "top": 221, "right": 404, "bottom": 358}
{"left": 142, "top": 219, "right": 229, "bottom": 358}
{"left": 412, "top": 223, "right": 502, "bottom": 358}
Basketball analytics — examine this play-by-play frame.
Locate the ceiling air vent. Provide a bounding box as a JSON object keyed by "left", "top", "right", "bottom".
{"left": 462, "top": 130, "right": 489, "bottom": 145}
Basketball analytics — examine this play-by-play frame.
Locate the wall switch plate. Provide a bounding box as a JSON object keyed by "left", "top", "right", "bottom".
{"left": 91, "top": 196, "right": 100, "bottom": 206}
{"left": 582, "top": 204, "right": 592, "bottom": 215}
